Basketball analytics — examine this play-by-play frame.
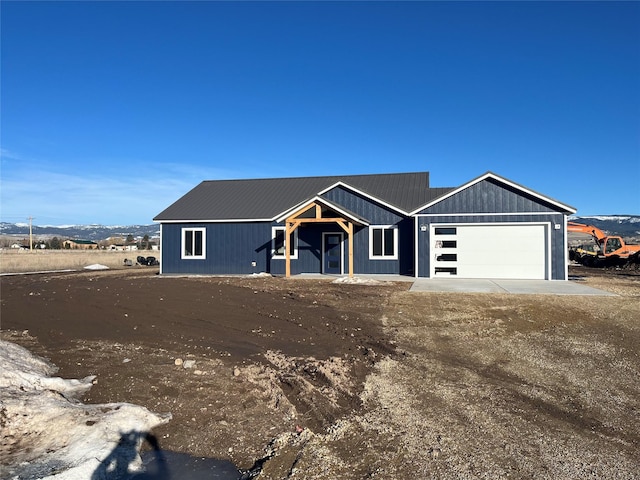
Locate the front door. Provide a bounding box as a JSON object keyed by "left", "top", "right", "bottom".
{"left": 323, "top": 233, "right": 343, "bottom": 274}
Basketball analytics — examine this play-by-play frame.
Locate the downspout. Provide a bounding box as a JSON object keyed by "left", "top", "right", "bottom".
{"left": 564, "top": 214, "right": 569, "bottom": 281}
{"left": 159, "top": 223, "right": 163, "bottom": 275}
{"left": 414, "top": 216, "right": 419, "bottom": 278}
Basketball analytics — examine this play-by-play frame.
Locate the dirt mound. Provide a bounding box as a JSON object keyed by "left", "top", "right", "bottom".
{"left": 2, "top": 269, "right": 639, "bottom": 478}
{"left": 1, "top": 271, "right": 404, "bottom": 470}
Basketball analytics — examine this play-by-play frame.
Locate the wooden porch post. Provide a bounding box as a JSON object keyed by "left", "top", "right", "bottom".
{"left": 285, "top": 221, "right": 293, "bottom": 278}
{"left": 284, "top": 201, "right": 359, "bottom": 278}
{"left": 336, "top": 219, "right": 355, "bottom": 278}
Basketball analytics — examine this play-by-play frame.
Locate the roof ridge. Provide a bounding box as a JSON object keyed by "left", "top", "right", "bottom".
{"left": 201, "top": 171, "right": 429, "bottom": 183}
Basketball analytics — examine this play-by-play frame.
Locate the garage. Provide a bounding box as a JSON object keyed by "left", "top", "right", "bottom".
{"left": 430, "top": 223, "right": 548, "bottom": 279}
{"left": 414, "top": 173, "right": 574, "bottom": 280}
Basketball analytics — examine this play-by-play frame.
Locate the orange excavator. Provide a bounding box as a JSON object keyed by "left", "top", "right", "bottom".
{"left": 568, "top": 221, "right": 640, "bottom": 267}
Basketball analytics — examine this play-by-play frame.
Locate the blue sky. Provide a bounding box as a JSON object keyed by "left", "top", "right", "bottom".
{"left": 1, "top": 1, "right": 639, "bottom": 226}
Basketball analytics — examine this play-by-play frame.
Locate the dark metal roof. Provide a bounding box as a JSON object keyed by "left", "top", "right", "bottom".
{"left": 154, "top": 172, "right": 452, "bottom": 221}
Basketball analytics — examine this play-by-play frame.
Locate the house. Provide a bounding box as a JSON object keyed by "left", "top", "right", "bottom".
{"left": 153, "top": 171, "right": 576, "bottom": 280}
{"left": 63, "top": 239, "right": 98, "bottom": 250}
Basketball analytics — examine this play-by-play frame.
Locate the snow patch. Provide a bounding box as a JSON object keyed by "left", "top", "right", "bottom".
{"left": 581, "top": 215, "right": 633, "bottom": 222}
{"left": 332, "top": 276, "right": 383, "bottom": 285}
{"left": 0, "top": 340, "right": 171, "bottom": 479}
{"left": 84, "top": 264, "right": 110, "bottom": 270}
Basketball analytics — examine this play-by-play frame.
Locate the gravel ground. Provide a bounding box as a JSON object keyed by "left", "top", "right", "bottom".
{"left": 2, "top": 266, "right": 639, "bottom": 478}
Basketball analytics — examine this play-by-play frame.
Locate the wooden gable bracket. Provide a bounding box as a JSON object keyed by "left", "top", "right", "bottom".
{"left": 284, "top": 200, "right": 355, "bottom": 278}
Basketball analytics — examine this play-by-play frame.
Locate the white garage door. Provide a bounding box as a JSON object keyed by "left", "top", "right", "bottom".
{"left": 430, "top": 224, "right": 547, "bottom": 279}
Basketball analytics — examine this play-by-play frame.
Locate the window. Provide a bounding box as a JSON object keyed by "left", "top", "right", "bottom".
{"left": 369, "top": 225, "right": 398, "bottom": 260}
{"left": 182, "top": 228, "right": 206, "bottom": 259}
{"left": 434, "top": 240, "right": 457, "bottom": 248}
{"left": 272, "top": 227, "right": 298, "bottom": 259}
{"left": 605, "top": 238, "right": 622, "bottom": 254}
{"left": 435, "top": 227, "right": 457, "bottom": 235}
{"left": 435, "top": 267, "right": 457, "bottom": 275}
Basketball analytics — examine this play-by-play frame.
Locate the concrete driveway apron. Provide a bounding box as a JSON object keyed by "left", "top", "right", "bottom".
{"left": 409, "top": 278, "right": 615, "bottom": 295}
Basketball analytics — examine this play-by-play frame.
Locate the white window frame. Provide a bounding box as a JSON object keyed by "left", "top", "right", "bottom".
{"left": 181, "top": 227, "right": 206, "bottom": 260}
{"left": 272, "top": 226, "right": 298, "bottom": 260}
{"left": 369, "top": 225, "right": 398, "bottom": 260}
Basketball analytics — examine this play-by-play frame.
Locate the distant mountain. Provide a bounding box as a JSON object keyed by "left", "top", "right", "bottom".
{"left": 1, "top": 216, "right": 638, "bottom": 242}
{"left": 0, "top": 222, "right": 160, "bottom": 241}
{"left": 569, "top": 215, "right": 640, "bottom": 239}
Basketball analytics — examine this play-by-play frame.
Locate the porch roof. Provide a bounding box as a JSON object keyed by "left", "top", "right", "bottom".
{"left": 275, "top": 196, "right": 370, "bottom": 225}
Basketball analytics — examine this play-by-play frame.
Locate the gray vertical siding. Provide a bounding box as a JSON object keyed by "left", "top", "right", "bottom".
{"left": 321, "top": 186, "right": 414, "bottom": 275}
{"left": 160, "top": 186, "right": 417, "bottom": 276}
{"left": 159, "top": 178, "right": 570, "bottom": 279}
{"left": 321, "top": 186, "right": 405, "bottom": 224}
{"left": 160, "top": 222, "right": 273, "bottom": 275}
{"left": 413, "top": 178, "right": 570, "bottom": 280}
{"left": 269, "top": 223, "right": 325, "bottom": 275}
{"left": 421, "top": 178, "right": 559, "bottom": 214}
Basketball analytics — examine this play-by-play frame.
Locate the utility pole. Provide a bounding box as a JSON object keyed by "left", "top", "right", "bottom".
{"left": 28, "top": 216, "right": 35, "bottom": 251}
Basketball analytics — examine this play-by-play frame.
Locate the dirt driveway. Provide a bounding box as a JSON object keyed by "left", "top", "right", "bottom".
{"left": 2, "top": 268, "right": 639, "bottom": 478}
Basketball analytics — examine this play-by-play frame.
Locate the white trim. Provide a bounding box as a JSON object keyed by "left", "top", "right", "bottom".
{"left": 273, "top": 195, "right": 370, "bottom": 225}
{"left": 414, "top": 211, "right": 565, "bottom": 218}
{"left": 410, "top": 172, "right": 576, "bottom": 215}
{"left": 181, "top": 227, "right": 206, "bottom": 260}
{"left": 428, "top": 221, "right": 551, "bottom": 280}
{"left": 157, "top": 218, "right": 272, "bottom": 223}
{"left": 322, "top": 232, "right": 344, "bottom": 275}
{"left": 271, "top": 226, "right": 298, "bottom": 260}
{"left": 430, "top": 221, "right": 551, "bottom": 230}
{"left": 369, "top": 225, "right": 399, "bottom": 260}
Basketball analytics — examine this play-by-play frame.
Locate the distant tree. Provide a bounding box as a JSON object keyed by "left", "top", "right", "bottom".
{"left": 50, "top": 237, "right": 61, "bottom": 249}
{"left": 126, "top": 234, "right": 135, "bottom": 245}
{"left": 142, "top": 234, "right": 150, "bottom": 250}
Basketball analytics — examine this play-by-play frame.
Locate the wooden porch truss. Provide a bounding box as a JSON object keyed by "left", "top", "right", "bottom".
{"left": 284, "top": 201, "right": 359, "bottom": 277}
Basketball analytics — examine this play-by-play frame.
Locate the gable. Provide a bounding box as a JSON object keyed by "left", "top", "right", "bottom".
{"left": 413, "top": 173, "right": 576, "bottom": 215}
{"left": 320, "top": 185, "right": 407, "bottom": 224}
{"left": 275, "top": 195, "right": 370, "bottom": 225}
